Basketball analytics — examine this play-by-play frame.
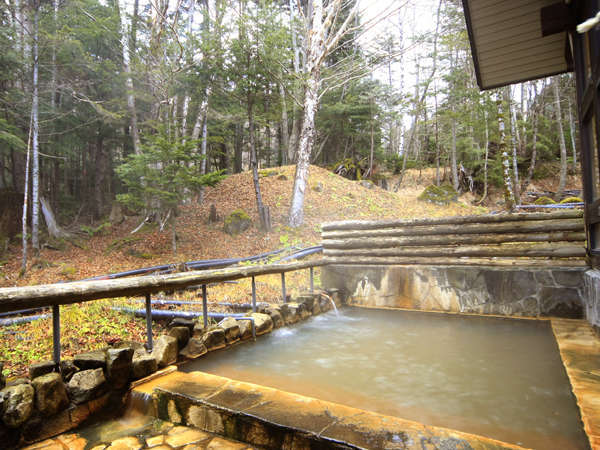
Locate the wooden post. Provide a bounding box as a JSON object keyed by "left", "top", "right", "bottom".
{"left": 202, "top": 284, "right": 208, "bottom": 329}
{"left": 309, "top": 267, "right": 314, "bottom": 293}
{"left": 251, "top": 276, "right": 257, "bottom": 312}
{"left": 52, "top": 305, "right": 60, "bottom": 366}
{"left": 281, "top": 272, "right": 287, "bottom": 303}
{"left": 145, "top": 293, "right": 153, "bottom": 352}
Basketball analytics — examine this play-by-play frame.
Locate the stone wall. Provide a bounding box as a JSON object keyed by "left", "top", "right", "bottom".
{"left": 322, "top": 264, "right": 586, "bottom": 318}
{"left": 584, "top": 270, "right": 600, "bottom": 329}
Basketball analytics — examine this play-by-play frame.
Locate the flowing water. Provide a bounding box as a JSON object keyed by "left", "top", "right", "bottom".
{"left": 183, "top": 308, "right": 589, "bottom": 449}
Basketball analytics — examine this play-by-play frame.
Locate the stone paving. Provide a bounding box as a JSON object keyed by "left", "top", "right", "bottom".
{"left": 22, "top": 421, "right": 257, "bottom": 450}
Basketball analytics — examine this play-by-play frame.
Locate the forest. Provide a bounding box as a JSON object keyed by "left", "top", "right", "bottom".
{"left": 0, "top": 0, "right": 580, "bottom": 265}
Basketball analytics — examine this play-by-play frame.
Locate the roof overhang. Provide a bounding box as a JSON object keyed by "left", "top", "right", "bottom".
{"left": 462, "top": 0, "right": 575, "bottom": 90}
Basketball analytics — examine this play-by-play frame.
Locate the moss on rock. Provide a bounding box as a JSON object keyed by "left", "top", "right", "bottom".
{"left": 418, "top": 184, "right": 458, "bottom": 205}
{"left": 534, "top": 196, "right": 557, "bottom": 205}
{"left": 223, "top": 210, "right": 252, "bottom": 235}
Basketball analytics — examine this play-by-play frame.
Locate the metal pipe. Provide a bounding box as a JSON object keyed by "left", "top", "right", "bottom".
{"left": 516, "top": 203, "right": 584, "bottom": 209}
{"left": 145, "top": 294, "right": 153, "bottom": 351}
{"left": 113, "top": 307, "right": 244, "bottom": 322}
{"left": 202, "top": 284, "right": 208, "bottom": 329}
{"left": 309, "top": 267, "right": 314, "bottom": 293}
{"left": 132, "top": 299, "right": 269, "bottom": 310}
{"left": 0, "top": 314, "right": 50, "bottom": 326}
{"left": 251, "top": 276, "right": 257, "bottom": 313}
{"left": 281, "top": 272, "right": 287, "bottom": 303}
{"left": 52, "top": 305, "right": 60, "bottom": 365}
{"left": 0, "top": 308, "right": 44, "bottom": 318}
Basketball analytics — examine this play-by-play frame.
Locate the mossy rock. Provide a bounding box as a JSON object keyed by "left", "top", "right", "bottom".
{"left": 224, "top": 209, "right": 252, "bottom": 235}
{"left": 418, "top": 184, "right": 458, "bottom": 205}
{"left": 534, "top": 196, "right": 557, "bottom": 205}
{"left": 560, "top": 196, "right": 583, "bottom": 204}
{"left": 259, "top": 169, "right": 279, "bottom": 178}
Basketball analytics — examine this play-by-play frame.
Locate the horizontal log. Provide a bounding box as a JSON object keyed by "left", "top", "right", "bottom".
{"left": 324, "top": 243, "right": 586, "bottom": 258}
{"left": 326, "top": 257, "right": 589, "bottom": 267}
{"left": 321, "top": 210, "right": 583, "bottom": 231}
{"left": 0, "top": 259, "right": 329, "bottom": 314}
{"left": 323, "top": 232, "right": 586, "bottom": 250}
{"left": 322, "top": 219, "right": 584, "bottom": 239}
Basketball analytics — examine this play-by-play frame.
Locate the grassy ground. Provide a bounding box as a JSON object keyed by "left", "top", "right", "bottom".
{"left": 0, "top": 164, "right": 581, "bottom": 377}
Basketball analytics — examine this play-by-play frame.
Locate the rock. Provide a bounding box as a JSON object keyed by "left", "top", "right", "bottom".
{"left": 296, "top": 294, "right": 316, "bottom": 311}
{"left": 200, "top": 328, "right": 226, "bottom": 351}
{"left": 249, "top": 313, "right": 273, "bottom": 335}
{"left": 193, "top": 321, "right": 206, "bottom": 337}
{"left": 7, "top": 378, "right": 30, "bottom": 387}
{"left": 1, "top": 383, "right": 34, "bottom": 427}
{"left": 358, "top": 180, "right": 375, "bottom": 189}
{"left": 179, "top": 338, "right": 208, "bottom": 359}
{"left": 29, "top": 361, "right": 55, "bottom": 380}
{"left": 67, "top": 369, "right": 106, "bottom": 405}
{"left": 108, "top": 203, "right": 124, "bottom": 225}
{"left": 59, "top": 360, "right": 78, "bottom": 383}
{"left": 223, "top": 210, "right": 252, "bottom": 235}
{"left": 131, "top": 350, "right": 158, "bottom": 380}
{"left": 0, "top": 363, "right": 4, "bottom": 390}
{"left": 237, "top": 320, "right": 254, "bottom": 340}
{"left": 208, "top": 204, "right": 219, "bottom": 223}
{"left": 277, "top": 174, "right": 288, "bottom": 180}
{"left": 260, "top": 307, "right": 283, "bottom": 328}
{"left": 418, "top": 184, "right": 458, "bottom": 205}
{"left": 73, "top": 351, "right": 106, "bottom": 371}
{"left": 106, "top": 347, "right": 134, "bottom": 389}
{"left": 168, "top": 327, "right": 190, "bottom": 349}
{"left": 279, "top": 304, "right": 297, "bottom": 325}
{"left": 31, "top": 372, "right": 68, "bottom": 416}
{"left": 0, "top": 423, "right": 20, "bottom": 448}
{"left": 282, "top": 303, "right": 303, "bottom": 324}
{"left": 106, "top": 436, "right": 142, "bottom": 450}
{"left": 312, "top": 182, "right": 324, "bottom": 192}
{"left": 168, "top": 318, "right": 195, "bottom": 333}
{"left": 217, "top": 318, "right": 240, "bottom": 344}
{"left": 152, "top": 335, "right": 179, "bottom": 368}
{"left": 312, "top": 301, "right": 321, "bottom": 315}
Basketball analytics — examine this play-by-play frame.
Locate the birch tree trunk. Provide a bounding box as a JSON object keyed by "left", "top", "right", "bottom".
{"left": 119, "top": 0, "right": 141, "bottom": 155}
{"left": 279, "top": 81, "right": 289, "bottom": 165}
{"left": 523, "top": 83, "right": 539, "bottom": 193}
{"left": 553, "top": 77, "right": 568, "bottom": 200}
{"left": 567, "top": 95, "right": 577, "bottom": 171}
{"left": 21, "top": 120, "right": 32, "bottom": 274}
{"left": 497, "top": 95, "right": 515, "bottom": 211}
{"left": 31, "top": 1, "right": 40, "bottom": 254}
{"left": 479, "top": 109, "right": 489, "bottom": 204}
{"left": 288, "top": 0, "right": 358, "bottom": 227}
{"left": 507, "top": 87, "right": 521, "bottom": 205}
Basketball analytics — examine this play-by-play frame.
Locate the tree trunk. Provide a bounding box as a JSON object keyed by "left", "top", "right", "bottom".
{"left": 119, "top": 0, "right": 141, "bottom": 155}
{"left": 31, "top": 3, "right": 40, "bottom": 255}
{"left": 234, "top": 123, "right": 243, "bottom": 173}
{"left": 554, "top": 77, "right": 568, "bottom": 200}
{"left": 278, "top": 81, "right": 289, "bottom": 165}
{"left": 507, "top": 87, "right": 521, "bottom": 205}
{"left": 567, "top": 95, "right": 577, "bottom": 171}
{"left": 523, "top": 82, "right": 540, "bottom": 193}
{"left": 479, "top": 109, "right": 489, "bottom": 203}
{"left": 497, "top": 95, "right": 515, "bottom": 211}
{"left": 248, "top": 98, "right": 266, "bottom": 229}
{"left": 94, "top": 133, "right": 106, "bottom": 220}
{"left": 21, "top": 120, "right": 32, "bottom": 274}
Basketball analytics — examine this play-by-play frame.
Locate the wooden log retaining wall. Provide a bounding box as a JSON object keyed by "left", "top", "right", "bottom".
{"left": 321, "top": 210, "right": 588, "bottom": 267}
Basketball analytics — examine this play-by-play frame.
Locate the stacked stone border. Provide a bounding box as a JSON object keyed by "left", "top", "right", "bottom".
{"left": 0, "top": 290, "right": 341, "bottom": 448}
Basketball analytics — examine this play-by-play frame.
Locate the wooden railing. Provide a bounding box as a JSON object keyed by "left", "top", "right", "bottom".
{"left": 0, "top": 259, "right": 328, "bottom": 364}
{"left": 322, "top": 210, "right": 587, "bottom": 267}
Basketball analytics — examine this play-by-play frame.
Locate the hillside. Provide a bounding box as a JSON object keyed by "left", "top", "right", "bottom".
{"left": 2, "top": 165, "right": 487, "bottom": 287}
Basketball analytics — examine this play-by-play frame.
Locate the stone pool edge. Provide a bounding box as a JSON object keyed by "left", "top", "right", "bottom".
{"left": 551, "top": 319, "right": 600, "bottom": 450}
{"left": 138, "top": 370, "right": 525, "bottom": 450}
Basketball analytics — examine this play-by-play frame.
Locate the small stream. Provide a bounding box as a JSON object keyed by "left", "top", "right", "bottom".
{"left": 183, "top": 308, "right": 589, "bottom": 450}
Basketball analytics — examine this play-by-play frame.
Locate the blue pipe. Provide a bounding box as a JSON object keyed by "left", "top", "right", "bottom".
{"left": 0, "top": 314, "right": 50, "bottom": 326}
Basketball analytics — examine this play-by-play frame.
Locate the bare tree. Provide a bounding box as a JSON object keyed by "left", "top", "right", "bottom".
{"left": 553, "top": 76, "right": 568, "bottom": 200}
{"left": 31, "top": 0, "right": 40, "bottom": 255}
{"left": 288, "top": 0, "right": 359, "bottom": 227}
{"left": 497, "top": 94, "right": 515, "bottom": 211}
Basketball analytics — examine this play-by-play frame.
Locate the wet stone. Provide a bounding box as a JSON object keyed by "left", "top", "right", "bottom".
{"left": 7, "top": 378, "right": 30, "bottom": 387}
{"left": 106, "top": 436, "right": 142, "bottom": 450}
{"left": 168, "top": 317, "right": 195, "bottom": 333}
{"left": 179, "top": 338, "right": 208, "bottom": 359}
{"left": 237, "top": 320, "right": 254, "bottom": 340}
{"left": 1, "top": 383, "right": 34, "bottom": 427}
{"left": 249, "top": 313, "right": 273, "bottom": 335}
{"left": 165, "top": 425, "right": 210, "bottom": 447}
{"left": 74, "top": 351, "right": 106, "bottom": 371}
{"left": 32, "top": 372, "right": 68, "bottom": 416}
{"left": 152, "top": 335, "right": 179, "bottom": 368}
{"left": 200, "top": 328, "right": 226, "bottom": 351}
{"left": 29, "top": 361, "right": 55, "bottom": 380}
{"left": 106, "top": 347, "right": 134, "bottom": 389}
{"left": 67, "top": 368, "right": 106, "bottom": 404}
{"left": 218, "top": 317, "right": 241, "bottom": 344}
{"left": 192, "top": 322, "right": 205, "bottom": 338}
{"left": 283, "top": 304, "right": 302, "bottom": 324}
{"left": 59, "top": 360, "right": 78, "bottom": 383}
{"left": 261, "top": 308, "right": 284, "bottom": 329}
{"left": 131, "top": 350, "right": 158, "bottom": 380}
{"left": 168, "top": 327, "right": 190, "bottom": 349}
{"left": 145, "top": 434, "right": 164, "bottom": 447}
